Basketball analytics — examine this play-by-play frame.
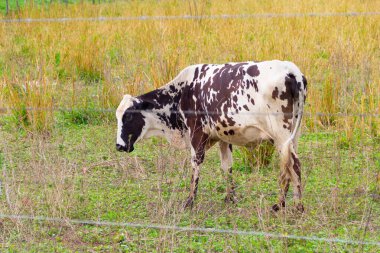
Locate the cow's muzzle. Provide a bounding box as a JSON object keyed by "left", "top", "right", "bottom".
{"left": 116, "top": 144, "right": 134, "bottom": 153}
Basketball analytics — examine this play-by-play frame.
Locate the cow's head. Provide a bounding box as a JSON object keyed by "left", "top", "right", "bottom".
{"left": 116, "top": 94, "right": 151, "bottom": 153}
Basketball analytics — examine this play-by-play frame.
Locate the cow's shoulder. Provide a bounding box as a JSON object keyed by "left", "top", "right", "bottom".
{"left": 176, "top": 64, "right": 205, "bottom": 82}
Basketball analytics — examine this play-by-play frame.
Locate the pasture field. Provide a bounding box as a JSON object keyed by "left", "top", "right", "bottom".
{"left": 0, "top": 0, "right": 380, "bottom": 252}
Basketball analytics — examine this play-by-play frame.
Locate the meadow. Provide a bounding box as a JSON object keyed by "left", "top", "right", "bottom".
{"left": 0, "top": 0, "right": 379, "bottom": 252}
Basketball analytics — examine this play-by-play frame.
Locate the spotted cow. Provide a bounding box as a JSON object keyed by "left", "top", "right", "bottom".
{"left": 116, "top": 60, "right": 307, "bottom": 212}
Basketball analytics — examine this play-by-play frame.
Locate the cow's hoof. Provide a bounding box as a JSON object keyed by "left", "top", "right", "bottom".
{"left": 296, "top": 203, "right": 305, "bottom": 213}
{"left": 271, "top": 201, "right": 286, "bottom": 212}
{"left": 183, "top": 196, "right": 194, "bottom": 209}
{"left": 224, "top": 194, "right": 237, "bottom": 204}
{"left": 271, "top": 204, "right": 281, "bottom": 212}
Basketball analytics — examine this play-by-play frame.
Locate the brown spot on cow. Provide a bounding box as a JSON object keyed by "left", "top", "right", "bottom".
{"left": 291, "top": 153, "right": 301, "bottom": 177}
{"left": 199, "top": 64, "right": 210, "bottom": 79}
{"left": 190, "top": 129, "right": 208, "bottom": 164}
{"left": 272, "top": 87, "right": 279, "bottom": 100}
{"left": 280, "top": 74, "right": 298, "bottom": 130}
{"left": 246, "top": 79, "right": 259, "bottom": 92}
{"left": 194, "top": 177, "right": 199, "bottom": 189}
{"left": 193, "top": 67, "right": 199, "bottom": 81}
{"left": 247, "top": 65, "right": 260, "bottom": 77}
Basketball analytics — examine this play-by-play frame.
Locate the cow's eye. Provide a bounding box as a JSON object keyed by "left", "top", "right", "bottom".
{"left": 125, "top": 114, "right": 133, "bottom": 122}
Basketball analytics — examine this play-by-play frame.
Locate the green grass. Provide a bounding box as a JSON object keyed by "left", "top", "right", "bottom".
{"left": 0, "top": 0, "right": 22, "bottom": 13}
{"left": 0, "top": 117, "right": 379, "bottom": 252}
{"left": 0, "top": 0, "right": 106, "bottom": 14}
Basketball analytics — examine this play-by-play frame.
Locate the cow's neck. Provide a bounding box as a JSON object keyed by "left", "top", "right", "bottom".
{"left": 137, "top": 82, "right": 188, "bottom": 149}
{"left": 137, "top": 82, "right": 186, "bottom": 131}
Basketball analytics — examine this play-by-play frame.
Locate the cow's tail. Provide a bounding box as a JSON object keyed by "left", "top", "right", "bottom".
{"left": 284, "top": 70, "right": 307, "bottom": 147}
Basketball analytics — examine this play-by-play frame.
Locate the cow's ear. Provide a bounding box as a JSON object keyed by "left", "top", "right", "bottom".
{"left": 123, "top": 94, "right": 132, "bottom": 99}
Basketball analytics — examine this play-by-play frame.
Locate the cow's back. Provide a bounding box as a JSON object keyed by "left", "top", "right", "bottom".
{"left": 176, "top": 61, "right": 306, "bottom": 145}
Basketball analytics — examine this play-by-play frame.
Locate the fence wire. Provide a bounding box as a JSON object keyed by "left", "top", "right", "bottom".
{"left": 0, "top": 107, "right": 379, "bottom": 118}
{"left": 0, "top": 214, "right": 379, "bottom": 246}
{"left": 1, "top": 12, "right": 380, "bottom": 23}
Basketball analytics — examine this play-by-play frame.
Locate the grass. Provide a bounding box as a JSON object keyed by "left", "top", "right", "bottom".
{"left": 0, "top": 119, "right": 379, "bottom": 251}
{"left": 0, "top": 0, "right": 380, "bottom": 251}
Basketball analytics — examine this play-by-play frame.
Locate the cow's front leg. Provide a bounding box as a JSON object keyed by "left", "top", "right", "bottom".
{"left": 219, "top": 142, "right": 236, "bottom": 203}
{"left": 183, "top": 130, "right": 208, "bottom": 209}
{"left": 183, "top": 159, "right": 201, "bottom": 209}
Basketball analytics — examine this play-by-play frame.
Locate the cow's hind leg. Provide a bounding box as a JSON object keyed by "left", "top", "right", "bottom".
{"left": 273, "top": 141, "right": 303, "bottom": 212}
{"left": 272, "top": 171, "right": 290, "bottom": 212}
{"left": 219, "top": 142, "right": 236, "bottom": 203}
{"left": 290, "top": 149, "right": 304, "bottom": 212}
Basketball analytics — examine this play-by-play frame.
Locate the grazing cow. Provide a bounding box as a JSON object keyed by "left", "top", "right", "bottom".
{"left": 116, "top": 60, "right": 307, "bottom": 212}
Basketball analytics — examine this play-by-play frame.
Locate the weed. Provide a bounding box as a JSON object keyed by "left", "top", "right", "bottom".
{"left": 2, "top": 79, "right": 54, "bottom": 133}
{"left": 57, "top": 107, "right": 104, "bottom": 126}
{"left": 239, "top": 141, "right": 276, "bottom": 170}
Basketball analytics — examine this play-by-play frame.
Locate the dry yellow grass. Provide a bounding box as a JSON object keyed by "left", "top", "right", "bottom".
{"left": 0, "top": 0, "right": 379, "bottom": 135}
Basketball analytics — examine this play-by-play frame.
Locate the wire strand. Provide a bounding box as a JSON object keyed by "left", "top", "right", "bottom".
{"left": 0, "top": 107, "right": 379, "bottom": 118}
{"left": 0, "top": 213, "right": 379, "bottom": 246}
{"left": 1, "top": 12, "right": 379, "bottom": 23}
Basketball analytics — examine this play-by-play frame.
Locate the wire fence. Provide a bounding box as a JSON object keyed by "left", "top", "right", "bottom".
{"left": 1, "top": 12, "right": 380, "bottom": 23}
{"left": 0, "top": 107, "right": 379, "bottom": 118}
{"left": 0, "top": 213, "right": 379, "bottom": 247}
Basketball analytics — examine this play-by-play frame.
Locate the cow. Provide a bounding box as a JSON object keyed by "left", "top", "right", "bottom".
{"left": 116, "top": 60, "right": 307, "bottom": 212}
